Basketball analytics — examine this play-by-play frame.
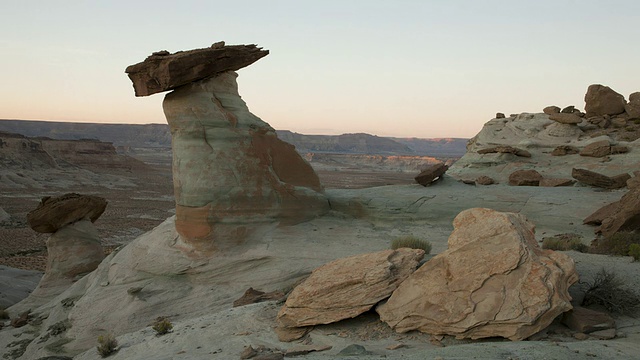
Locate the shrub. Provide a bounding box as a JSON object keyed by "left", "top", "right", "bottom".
{"left": 391, "top": 235, "right": 431, "bottom": 254}
{"left": 152, "top": 317, "right": 173, "bottom": 335}
{"left": 581, "top": 268, "right": 640, "bottom": 315}
{"left": 0, "top": 308, "right": 8, "bottom": 319}
{"left": 629, "top": 244, "right": 640, "bottom": 261}
{"left": 541, "top": 233, "right": 588, "bottom": 252}
{"left": 590, "top": 231, "right": 640, "bottom": 256}
{"left": 96, "top": 333, "right": 118, "bottom": 358}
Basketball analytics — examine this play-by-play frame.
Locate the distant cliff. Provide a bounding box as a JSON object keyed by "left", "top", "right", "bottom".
{"left": 0, "top": 120, "right": 171, "bottom": 147}
{"left": 0, "top": 119, "right": 468, "bottom": 157}
{"left": 0, "top": 131, "right": 145, "bottom": 170}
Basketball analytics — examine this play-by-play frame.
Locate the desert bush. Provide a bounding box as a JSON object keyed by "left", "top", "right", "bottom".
{"left": 152, "top": 317, "right": 173, "bottom": 335}
{"left": 391, "top": 235, "right": 431, "bottom": 254}
{"left": 96, "top": 333, "right": 118, "bottom": 358}
{"left": 541, "top": 233, "right": 588, "bottom": 252}
{"left": 629, "top": 244, "right": 640, "bottom": 261}
{"left": 590, "top": 231, "right": 640, "bottom": 256}
{"left": 581, "top": 268, "right": 640, "bottom": 315}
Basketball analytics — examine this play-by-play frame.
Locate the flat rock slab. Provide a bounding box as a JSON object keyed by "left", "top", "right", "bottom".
{"left": 125, "top": 42, "right": 269, "bottom": 96}
{"left": 572, "top": 168, "right": 630, "bottom": 189}
{"left": 277, "top": 248, "right": 424, "bottom": 334}
{"left": 477, "top": 146, "right": 531, "bottom": 157}
{"left": 27, "top": 193, "right": 107, "bottom": 233}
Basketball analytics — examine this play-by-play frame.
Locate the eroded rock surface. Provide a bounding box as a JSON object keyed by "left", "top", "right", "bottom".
{"left": 377, "top": 208, "right": 577, "bottom": 341}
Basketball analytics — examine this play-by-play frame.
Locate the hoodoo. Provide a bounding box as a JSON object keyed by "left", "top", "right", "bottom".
{"left": 126, "top": 42, "right": 329, "bottom": 251}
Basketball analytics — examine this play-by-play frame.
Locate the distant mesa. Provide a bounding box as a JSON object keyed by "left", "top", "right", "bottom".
{"left": 125, "top": 41, "right": 269, "bottom": 96}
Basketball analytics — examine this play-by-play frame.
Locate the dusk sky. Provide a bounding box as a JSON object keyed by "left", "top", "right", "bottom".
{"left": 1, "top": 1, "right": 639, "bottom": 138}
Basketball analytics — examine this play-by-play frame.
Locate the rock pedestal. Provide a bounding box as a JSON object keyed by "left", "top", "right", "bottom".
{"left": 163, "top": 71, "right": 328, "bottom": 250}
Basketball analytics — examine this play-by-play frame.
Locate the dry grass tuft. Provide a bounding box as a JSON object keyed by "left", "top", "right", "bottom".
{"left": 96, "top": 333, "right": 118, "bottom": 358}
{"left": 391, "top": 235, "right": 432, "bottom": 254}
{"left": 152, "top": 316, "right": 173, "bottom": 336}
{"left": 541, "top": 233, "right": 588, "bottom": 252}
{"left": 581, "top": 268, "right": 640, "bottom": 315}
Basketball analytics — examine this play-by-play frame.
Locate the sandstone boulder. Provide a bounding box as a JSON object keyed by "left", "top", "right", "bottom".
{"left": 551, "top": 145, "right": 579, "bottom": 156}
{"left": 477, "top": 146, "right": 531, "bottom": 157}
{"left": 27, "top": 193, "right": 107, "bottom": 233}
{"left": 377, "top": 208, "right": 577, "bottom": 341}
{"left": 549, "top": 113, "right": 582, "bottom": 124}
{"left": 415, "top": 163, "right": 448, "bottom": 186}
{"left": 277, "top": 248, "right": 424, "bottom": 338}
{"left": 572, "top": 168, "right": 630, "bottom": 189}
{"left": 562, "top": 306, "right": 615, "bottom": 333}
{"left": 508, "top": 169, "right": 542, "bottom": 186}
{"left": 496, "top": 113, "right": 505, "bottom": 119}
{"left": 584, "top": 84, "right": 627, "bottom": 117}
{"left": 579, "top": 140, "right": 611, "bottom": 157}
{"left": 125, "top": 43, "right": 269, "bottom": 96}
{"left": 163, "top": 71, "right": 329, "bottom": 249}
{"left": 476, "top": 176, "right": 495, "bottom": 185}
{"left": 543, "top": 106, "right": 560, "bottom": 114}
{"left": 539, "top": 178, "right": 575, "bottom": 187}
{"left": 597, "top": 187, "right": 640, "bottom": 238}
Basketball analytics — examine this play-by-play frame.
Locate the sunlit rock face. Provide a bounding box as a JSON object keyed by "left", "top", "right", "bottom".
{"left": 163, "top": 71, "right": 329, "bottom": 250}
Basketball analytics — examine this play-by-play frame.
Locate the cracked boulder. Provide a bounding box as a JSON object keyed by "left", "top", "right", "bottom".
{"left": 377, "top": 208, "right": 577, "bottom": 341}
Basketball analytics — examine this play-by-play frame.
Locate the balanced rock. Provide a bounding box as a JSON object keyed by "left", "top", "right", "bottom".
{"left": 163, "top": 71, "right": 329, "bottom": 249}
{"left": 415, "top": 163, "right": 448, "bottom": 186}
{"left": 508, "top": 169, "right": 542, "bottom": 186}
{"left": 477, "top": 146, "right": 531, "bottom": 157}
{"left": 125, "top": 43, "right": 269, "bottom": 96}
{"left": 543, "top": 106, "right": 560, "bottom": 114}
{"left": 584, "top": 84, "right": 627, "bottom": 118}
{"left": 27, "top": 193, "right": 107, "bottom": 233}
{"left": 277, "top": 248, "right": 424, "bottom": 337}
{"left": 19, "top": 219, "right": 104, "bottom": 310}
{"left": 572, "top": 168, "right": 630, "bottom": 189}
{"left": 561, "top": 105, "right": 576, "bottom": 114}
{"left": 549, "top": 113, "right": 582, "bottom": 124}
{"left": 377, "top": 208, "right": 577, "bottom": 341}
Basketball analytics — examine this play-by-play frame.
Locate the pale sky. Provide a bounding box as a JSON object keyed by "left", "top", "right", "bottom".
{"left": 1, "top": 1, "right": 639, "bottom": 138}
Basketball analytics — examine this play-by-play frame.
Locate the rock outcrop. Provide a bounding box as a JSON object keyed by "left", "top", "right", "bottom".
{"left": 13, "top": 194, "right": 107, "bottom": 312}
{"left": 27, "top": 194, "right": 107, "bottom": 233}
{"left": 377, "top": 208, "right": 577, "bottom": 341}
{"left": 276, "top": 248, "right": 424, "bottom": 340}
{"left": 125, "top": 42, "right": 269, "bottom": 96}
